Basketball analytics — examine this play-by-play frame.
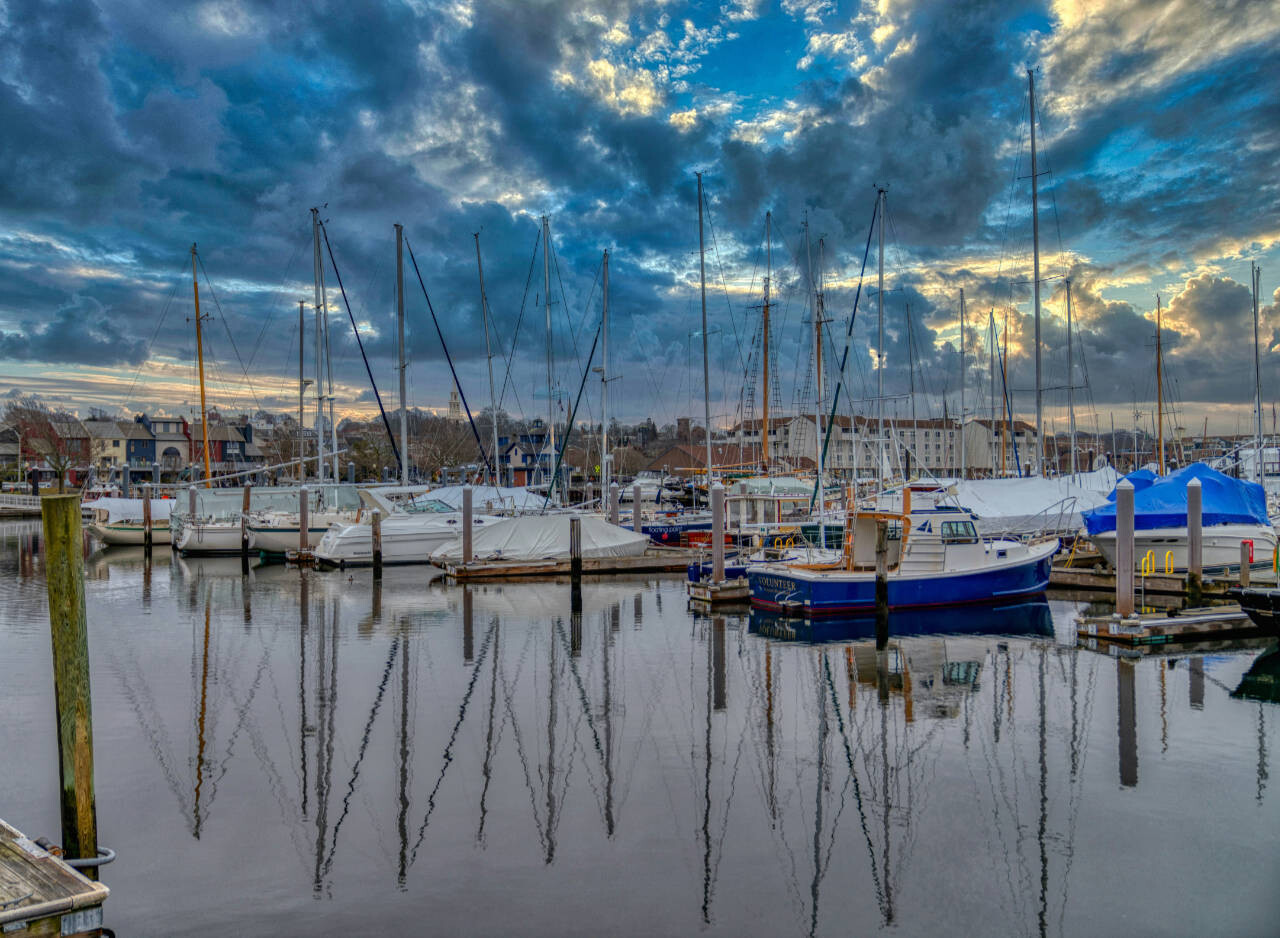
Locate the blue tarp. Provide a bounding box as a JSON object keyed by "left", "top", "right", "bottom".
{"left": 1083, "top": 463, "right": 1269, "bottom": 536}
{"left": 1105, "top": 468, "right": 1158, "bottom": 501}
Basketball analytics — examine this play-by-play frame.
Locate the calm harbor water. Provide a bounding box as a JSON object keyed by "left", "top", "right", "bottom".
{"left": 1, "top": 521, "right": 1276, "bottom": 936}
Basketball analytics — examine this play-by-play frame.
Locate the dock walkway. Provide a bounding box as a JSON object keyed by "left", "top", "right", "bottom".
{"left": 0, "top": 818, "right": 107, "bottom": 937}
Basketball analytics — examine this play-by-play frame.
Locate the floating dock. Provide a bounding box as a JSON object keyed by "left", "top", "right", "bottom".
{"left": 1050, "top": 563, "right": 1237, "bottom": 597}
{"left": 1076, "top": 604, "right": 1261, "bottom": 646}
{"left": 0, "top": 818, "right": 108, "bottom": 937}
{"left": 442, "top": 548, "right": 695, "bottom": 581}
{"left": 687, "top": 577, "right": 750, "bottom": 605}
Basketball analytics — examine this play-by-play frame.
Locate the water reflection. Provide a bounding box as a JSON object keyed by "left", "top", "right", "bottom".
{"left": 0, "top": 522, "right": 1275, "bottom": 937}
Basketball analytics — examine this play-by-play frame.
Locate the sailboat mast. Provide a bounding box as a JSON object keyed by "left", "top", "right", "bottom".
{"left": 697, "top": 173, "right": 713, "bottom": 489}
{"left": 1002, "top": 309, "right": 1009, "bottom": 475}
{"left": 190, "top": 243, "right": 212, "bottom": 487}
{"left": 1253, "top": 262, "right": 1264, "bottom": 483}
{"left": 1067, "top": 279, "right": 1076, "bottom": 476}
{"left": 474, "top": 233, "right": 500, "bottom": 487}
{"left": 542, "top": 215, "right": 556, "bottom": 492}
{"left": 813, "top": 233, "right": 827, "bottom": 541}
{"left": 989, "top": 310, "right": 997, "bottom": 475}
{"left": 1028, "top": 69, "right": 1044, "bottom": 476}
{"left": 395, "top": 223, "right": 408, "bottom": 486}
{"left": 601, "top": 248, "right": 610, "bottom": 496}
{"left": 298, "top": 299, "right": 305, "bottom": 482}
{"left": 762, "top": 211, "right": 772, "bottom": 472}
{"left": 1156, "top": 294, "right": 1164, "bottom": 473}
{"left": 959, "top": 288, "right": 966, "bottom": 480}
{"left": 311, "top": 209, "right": 325, "bottom": 481}
{"left": 877, "top": 187, "right": 886, "bottom": 481}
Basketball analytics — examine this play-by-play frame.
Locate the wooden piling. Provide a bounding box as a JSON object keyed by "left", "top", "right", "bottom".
{"left": 874, "top": 519, "right": 889, "bottom": 649}
{"left": 1239, "top": 541, "right": 1251, "bottom": 588}
{"left": 141, "top": 484, "right": 153, "bottom": 553}
{"left": 1186, "top": 478, "right": 1202, "bottom": 605}
{"left": 711, "top": 484, "right": 725, "bottom": 584}
{"left": 187, "top": 485, "right": 197, "bottom": 523}
{"left": 609, "top": 482, "right": 620, "bottom": 526}
{"left": 121, "top": 465, "right": 130, "bottom": 499}
{"left": 39, "top": 495, "right": 98, "bottom": 877}
{"left": 462, "top": 486, "right": 473, "bottom": 565}
{"left": 298, "top": 487, "right": 309, "bottom": 554}
{"left": 632, "top": 484, "right": 642, "bottom": 532}
{"left": 570, "top": 516, "right": 583, "bottom": 613}
{"left": 1115, "top": 479, "right": 1135, "bottom": 617}
{"left": 240, "top": 483, "right": 252, "bottom": 575}
{"left": 371, "top": 508, "right": 383, "bottom": 577}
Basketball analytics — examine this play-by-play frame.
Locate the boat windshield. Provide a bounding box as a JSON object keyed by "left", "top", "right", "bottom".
{"left": 403, "top": 498, "right": 453, "bottom": 514}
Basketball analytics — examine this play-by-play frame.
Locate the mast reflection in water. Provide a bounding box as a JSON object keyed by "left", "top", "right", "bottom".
{"left": 0, "top": 529, "right": 1273, "bottom": 937}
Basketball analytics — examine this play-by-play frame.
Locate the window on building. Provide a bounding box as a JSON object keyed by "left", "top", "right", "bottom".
{"left": 112, "top": 440, "right": 119, "bottom": 448}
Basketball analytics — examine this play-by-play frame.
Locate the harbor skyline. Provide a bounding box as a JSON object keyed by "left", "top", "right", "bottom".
{"left": 1, "top": 0, "right": 1277, "bottom": 434}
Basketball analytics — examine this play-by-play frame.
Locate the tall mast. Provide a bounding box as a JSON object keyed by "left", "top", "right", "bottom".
{"left": 762, "top": 211, "right": 772, "bottom": 472}
{"left": 1002, "top": 309, "right": 1010, "bottom": 476}
{"left": 298, "top": 299, "right": 305, "bottom": 482}
{"left": 697, "top": 173, "right": 713, "bottom": 489}
{"left": 806, "top": 224, "right": 827, "bottom": 542}
{"left": 959, "top": 288, "right": 966, "bottom": 480}
{"left": 990, "top": 310, "right": 997, "bottom": 475}
{"left": 190, "top": 243, "right": 212, "bottom": 487}
{"left": 311, "top": 208, "right": 326, "bottom": 481}
{"left": 475, "top": 233, "right": 500, "bottom": 487}
{"left": 1156, "top": 294, "right": 1164, "bottom": 474}
{"left": 1028, "top": 69, "right": 1045, "bottom": 476}
{"left": 1066, "top": 279, "right": 1076, "bottom": 476}
{"left": 601, "top": 249, "right": 611, "bottom": 496}
{"left": 876, "top": 187, "right": 886, "bottom": 483}
{"left": 1253, "top": 262, "right": 1264, "bottom": 483}
{"left": 395, "top": 223, "right": 408, "bottom": 486}
{"left": 542, "top": 215, "right": 556, "bottom": 492}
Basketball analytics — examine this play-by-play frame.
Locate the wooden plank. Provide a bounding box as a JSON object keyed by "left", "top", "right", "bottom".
{"left": 0, "top": 818, "right": 107, "bottom": 931}
{"left": 1076, "top": 604, "right": 1260, "bottom": 645}
{"left": 1051, "top": 565, "right": 1233, "bottom": 597}
{"left": 446, "top": 550, "right": 696, "bottom": 581}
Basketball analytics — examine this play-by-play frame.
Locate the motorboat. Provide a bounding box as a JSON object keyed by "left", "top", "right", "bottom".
{"left": 747, "top": 490, "right": 1057, "bottom": 616}
{"left": 429, "top": 512, "right": 650, "bottom": 564}
{"left": 1083, "top": 463, "right": 1276, "bottom": 574}
{"left": 314, "top": 490, "right": 501, "bottom": 567}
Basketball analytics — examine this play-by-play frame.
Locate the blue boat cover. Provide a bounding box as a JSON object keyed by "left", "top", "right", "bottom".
{"left": 1104, "top": 468, "right": 1159, "bottom": 501}
{"left": 1083, "top": 463, "right": 1269, "bottom": 535}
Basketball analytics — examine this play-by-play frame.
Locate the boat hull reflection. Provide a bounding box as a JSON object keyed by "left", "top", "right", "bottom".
{"left": 748, "top": 598, "right": 1053, "bottom": 643}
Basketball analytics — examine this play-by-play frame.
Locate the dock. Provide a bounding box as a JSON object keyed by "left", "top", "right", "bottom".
{"left": 687, "top": 576, "right": 750, "bottom": 605}
{"left": 442, "top": 547, "right": 695, "bottom": 581}
{"left": 1050, "top": 563, "right": 1237, "bottom": 597}
{"left": 0, "top": 818, "right": 108, "bottom": 937}
{"left": 1076, "top": 604, "right": 1262, "bottom": 646}
{"left": 0, "top": 493, "right": 43, "bottom": 518}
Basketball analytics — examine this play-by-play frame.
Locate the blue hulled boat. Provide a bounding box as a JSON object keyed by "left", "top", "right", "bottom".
{"left": 746, "top": 494, "right": 1058, "bottom": 617}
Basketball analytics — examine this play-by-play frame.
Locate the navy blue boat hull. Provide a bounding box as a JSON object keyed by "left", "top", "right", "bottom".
{"left": 747, "top": 548, "right": 1054, "bottom": 616}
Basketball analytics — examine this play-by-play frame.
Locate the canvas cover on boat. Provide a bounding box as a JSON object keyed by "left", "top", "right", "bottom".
{"left": 90, "top": 497, "right": 174, "bottom": 524}
{"left": 948, "top": 467, "right": 1118, "bottom": 536}
{"left": 430, "top": 513, "right": 649, "bottom": 563}
{"left": 1104, "top": 468, "right": 1158, "bottom": 500}
{"left": 1082, "top": 463, "right": 1269, "bottom": 535}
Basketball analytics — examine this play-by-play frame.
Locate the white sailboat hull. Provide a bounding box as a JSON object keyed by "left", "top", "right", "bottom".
{"left": 87, "top": 521, "right": 172, "bottom": 546}
{"left": 177, "top": 522, "right": 251, "bottom": 555}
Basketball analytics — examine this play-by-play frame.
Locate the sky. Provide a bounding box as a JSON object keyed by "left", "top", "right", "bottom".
{"left": 1, "top": 0, "right": 1278, "bottom": 439}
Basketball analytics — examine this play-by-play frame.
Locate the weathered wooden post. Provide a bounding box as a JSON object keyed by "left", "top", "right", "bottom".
{"left": 1186, "top": 477, "right": 1202, "bottom": 605}
{"left": 152, "top": 461, "right": 160, "bottom": 485}
{"left": 569, "top": 515, "right": 583, "bottom": 614}
{"left": 875, "top": 519, "right": 889, "bottom": 649}
{"left": 142, "top": 483, "right": 153, "bottom": 554}
{"left": 609, "top": 482, "right": 620, "bottom": 525}
{"left": 711, "top": 483, "right": 725, "bottom": 584}
{"left": 40, "top": 495, "right": 98, "bottom": 876}
{"left": 240, "top": 483, "right": 252, "bottom": 575}
{"left": 298, "top": 487, "right": 309, "bottom": 555}
{"left": 121, "top": 464, "right": 130, "bottom": 498}
{"left": 1239, "top": 541, "right": 1251, "bottom": 588}
{"left": 462, "top": 486, "right": 474, "bottom": 566}
{"left": 585, "top": 481, "right": 593, "bottom": 510}
{"left": 187, "top": 485, "right": 197, "bottom": 521}
{"left": 1115, "top": 479, "right": 1135, "bottom": 617}
{"left": 371, "top": 508, "right": 383, "bottom": 577}
{"left": 632, "top": 484, "right": 642, "bottom": 532}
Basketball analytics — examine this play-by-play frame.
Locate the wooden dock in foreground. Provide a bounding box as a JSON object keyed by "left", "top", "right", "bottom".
{"left": 1076, "top": 604, "right": 1261, "bottom": 646}
{"left": 0, "top": 818, "right": 108, "bottom": 937}
{"left": 442, "top": 548, "right": 695, "bottom": 581}
{"left": 1050, "top": 564, "right": 1237, "bottom": 597}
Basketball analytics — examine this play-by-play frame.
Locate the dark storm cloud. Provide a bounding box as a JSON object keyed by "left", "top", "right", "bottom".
{"left": 0, "top": 0, "right": 1275, "bottom": 427}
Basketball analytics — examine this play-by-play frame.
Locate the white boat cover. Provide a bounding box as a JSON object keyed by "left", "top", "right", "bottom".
{"left": 88, "top": 497, "right": 174, "bottom": 524}
{"left": 422, "top": 485, "right": 546, "bottom": 513}
{"left": 948, "top": 468, "right": 1119, "bottom": 536}
{"left": 431, "top": 513, "right": 649, "bottom": 563}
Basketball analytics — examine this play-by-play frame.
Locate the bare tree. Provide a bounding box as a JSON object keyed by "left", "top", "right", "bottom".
{"left": 3, "top": 397, "right": 84, "bottom": 492}
{"left": 410, "top": 415, "right": 480, "bottom": 481}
